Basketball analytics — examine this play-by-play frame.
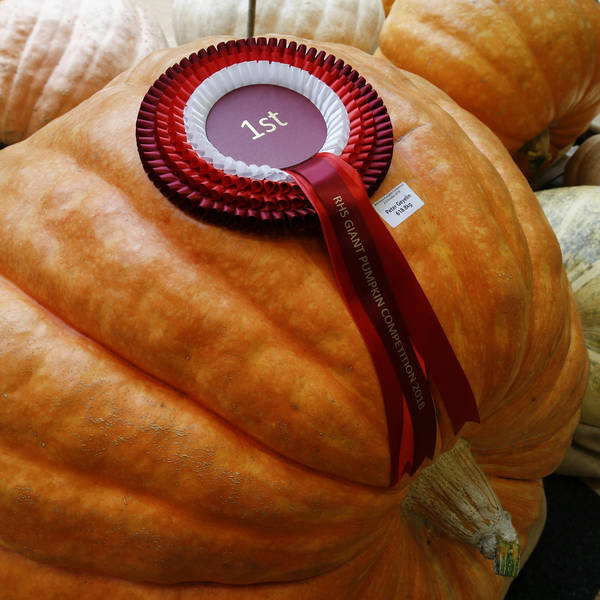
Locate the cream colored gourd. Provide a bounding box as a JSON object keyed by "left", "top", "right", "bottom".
{"left": 0, "top": 0, "right": 168, "bottom": 144}
{"left": 172, "top": 0, "right": 385, "bottom": 53}
{"left": 565, "top": 135, "right": 600, "bottom": 186}
{"left": 537, "top": 186, "right": 600, "bottom": 478}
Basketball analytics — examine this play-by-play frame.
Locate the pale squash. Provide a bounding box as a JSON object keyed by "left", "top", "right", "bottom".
{"left": 538, "top": 186, "right": 600, "bottom": 478}
{"left": 0, "top": 0, "right": 168, "bottom": 144}
{"left": 565, "top": 135, "right": 600, "bottom": 186}
{"left": 0, "top": 36, "right": 588, "bottom": 598}
{"left": 172, "top": 0, "right": 385, "bottom": 53}
{"left": 377, "top": 0, "right": 600, "bottom": 177}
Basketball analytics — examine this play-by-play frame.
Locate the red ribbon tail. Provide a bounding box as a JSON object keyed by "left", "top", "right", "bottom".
{"left": 320, "top": 154, "right": 480, "bottom": 432}
{"left": 287, "top": 154, "right": 440, "bottom": 483}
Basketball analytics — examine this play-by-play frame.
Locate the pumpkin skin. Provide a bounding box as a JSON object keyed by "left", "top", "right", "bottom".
{"left": 0, "top": 0, "right": 168, "bottom": 145}
{"left": 172, "top": 0, "right": 385, "bottom": 53}
{"left": 537, "top": 186, "right": 600, "bottom": 477}
{"left": 565, "top": 134, "right": 600, "bottom": 186}
{"left": 0, "top": 36, "right": 588, "bottom": 598}
{"left": 377, "top": 0, "right": 600, "bottom": 176}
{"left": 382, "top": 0, "right": 395, "bottom": 15}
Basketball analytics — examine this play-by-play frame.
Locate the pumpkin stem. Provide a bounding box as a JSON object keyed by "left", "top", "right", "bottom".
{"left": 403, "top": 439, "right": 520, "bottom": 577}
{"left": 523, "top": 128, "right": 552, "bottom": 172}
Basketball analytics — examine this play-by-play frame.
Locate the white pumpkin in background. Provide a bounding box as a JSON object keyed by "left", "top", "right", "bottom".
{"left": 0, "top": 0, "right": 168, "bottom": 145}
{"left": 172, "top": 0, "right": 385, "bottom": 53}
{"left": 537, "top": 186, "right": 600, "bottom": 478}
{"left": 564, "top": 135, "right": 600, "bottom": 186}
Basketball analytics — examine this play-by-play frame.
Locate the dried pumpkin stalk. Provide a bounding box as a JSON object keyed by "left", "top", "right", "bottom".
{"left": 523, "top": 128, "right": 552, "bottom": 171}
{"left": 404, "top": 438, "right": 520, "bottom": 577}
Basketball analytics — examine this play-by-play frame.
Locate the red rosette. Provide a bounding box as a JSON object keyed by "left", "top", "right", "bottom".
{"left": 136, "top": 38, "right": 480, "bottom": 486}
{"left": 136, "top": 37, "right": 393, "bottom": 230}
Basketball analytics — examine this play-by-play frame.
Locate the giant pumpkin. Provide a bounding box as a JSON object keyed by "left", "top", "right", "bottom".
{"left": 0, "top": 36, "right": 588, "bottom": 598}
{"left": 377, "top": 0, "right": 600, "bottom": 177}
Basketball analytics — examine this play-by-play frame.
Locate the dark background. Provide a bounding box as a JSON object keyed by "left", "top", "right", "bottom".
{"left": 505, "top": 475, "right": 600, "bottom": 600}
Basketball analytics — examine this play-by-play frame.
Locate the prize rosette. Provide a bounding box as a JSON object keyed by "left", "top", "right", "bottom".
{"left": 136, "top": 37, "right": 394, "bottom": 230}
{"left": 136, "top": 38, "right": 479, "bottom": 485}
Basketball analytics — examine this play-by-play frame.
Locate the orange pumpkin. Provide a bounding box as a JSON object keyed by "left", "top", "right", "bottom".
{"left": 0, "top": 36, "right": 588, "bottom": 598}
{"left": 382, "top": 0, "right": 395, "bottom": 15}
{"left": 378, "top": 0, "right": 600, "bottom": 176}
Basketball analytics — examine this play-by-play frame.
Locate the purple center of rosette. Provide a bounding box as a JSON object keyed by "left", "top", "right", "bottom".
{"left": 206, "top": 84, "right": 327, "bottom": 169}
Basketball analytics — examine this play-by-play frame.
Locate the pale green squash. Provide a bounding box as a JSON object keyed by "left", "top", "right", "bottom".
{"left": 538, "top": 186, "right": 600, "bottom": 477}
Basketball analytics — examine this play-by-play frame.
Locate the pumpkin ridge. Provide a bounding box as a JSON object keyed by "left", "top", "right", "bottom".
{"left": 399, "top": 508, "right": 480, "bottom": 600}
{"left": 2, "top": 0, "right": 69, "bottom": 140}
{"left": 477, "top": 339, "right": 584, "bottom": 455}
{"left": 532, "top": 1, "right": 600, "bottom": 119}
{"left": 36, "top": 90, "right": 359, "bottom": 391}
{"left": 54, "top": 2, "right": 126, "bottom": 123}
{"left": 0, "top": 477, "right": 542, "bottom": 599}
{"left": 132, "top": 2, "right": 164, "bottom": 63}
{"left": 211, "top": 248, "right": 383, "bottom": 413}
{"left": 28, "top": 0, "right": 84, "bottom": 131}
{"left": 385, "top": 66, "right": 534, "bottom": 286}
{"left": 381, "top": 1, "right": 550, "bottom": 152}
{"left": 0, "top": 440, "right": 395, "bottom": 585}
{"left": 451, "top": 114, "right": 570, "bottom": 415}
{"left": 0, "top": 231, "right": 392, "bottom": 486}
{"left": 0, "top": 519, "right": 404, "bottom": 600}
{"left": 0, "top": 288, "right": 402, "bottom": 582}
{"left": 0, "top": 123, "right": 395, "bottom": 485}
{"left": 468, "top": 297, "right": 588, "bottom": 478}
{"left": 490, "top": 2, "right": 560, "bottom": 125}
{"left": 0, "top": 0, "right": 167, "bottom": 144}
{"left": 388, "top": 98, "right": 534, "bottom": 416}
{"left": 36, "top": 1, "right": 165, "bottom": 136}
{"left": 0, "top": 3, "right": 21, "bottom": 137}
{"left": 351, "top": 0, "right": 363, "bottom": 51}
{"left": 184, "top": 227, "right": 390, "bottom": 417}
{"left": 0, "top": 272, "right": 401, "bottom": 528}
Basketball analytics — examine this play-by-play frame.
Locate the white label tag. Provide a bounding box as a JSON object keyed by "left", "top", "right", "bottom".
{"left": 373, "top": 182, "right": 424, "bottom": 228}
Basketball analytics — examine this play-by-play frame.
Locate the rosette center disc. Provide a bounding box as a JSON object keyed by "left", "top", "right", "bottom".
{"left": 205, "top": 84, "right": 327, "bottom": 169}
